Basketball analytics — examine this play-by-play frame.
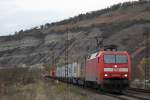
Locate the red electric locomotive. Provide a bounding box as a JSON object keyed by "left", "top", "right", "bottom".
{"left": 85, "top": 45, "right": 131, "bottom": 92}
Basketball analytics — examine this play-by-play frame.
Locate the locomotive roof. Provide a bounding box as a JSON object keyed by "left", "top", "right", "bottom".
{"left": 88, "top": 50, "right": 128, "bottom": 60}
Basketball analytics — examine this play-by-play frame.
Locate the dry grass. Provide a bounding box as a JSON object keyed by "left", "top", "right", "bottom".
{"left": 0, "top": 67, "right": 119, "bottom": 100}
{"left": 0, "top": 68, "right": 40, "bottom": 100}
{"left": 44, "top": 79, "right": 119, "bottom": 100}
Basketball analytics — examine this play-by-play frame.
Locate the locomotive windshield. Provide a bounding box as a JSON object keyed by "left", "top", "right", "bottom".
{"left": 104, "top": 55, "right": 128, "bottom": 63}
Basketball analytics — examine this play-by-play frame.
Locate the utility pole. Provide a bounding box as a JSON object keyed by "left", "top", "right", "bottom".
{"left": 51, "top": 51, "right": 55, "bottom": 66}
{"left": 95, "top": 34, "right": 104, "bottom": 51}
{"left": 64, "top": 29, "right": 70, "bottom": 100}
{"left": 143, "top": 28, "right": 150, "bottom": 88}
{"left": 65, "top": 30, "right": 69, "bottom": 81}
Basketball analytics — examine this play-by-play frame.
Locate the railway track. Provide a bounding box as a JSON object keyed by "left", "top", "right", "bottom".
{"left": 66, "top": 84, "right": 150, "bottom": 100}
{"left": 100, "top": 88, "right": 150, "bottom": 100}
{"left": 44, "top": 77, "right": 150, "bottom": 100}
{"left": 86, "top": 88, "right": 150, "bottom": 100}
{"left": 121, "top": 88, "right": 150, "bottom": 100}
{"left": 128, "top": 88, "right": 150, "bottom": 93}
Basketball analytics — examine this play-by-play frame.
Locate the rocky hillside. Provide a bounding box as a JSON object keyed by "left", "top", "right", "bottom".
{"left": 0, "top": 1, "right": 150, "bottom": 79}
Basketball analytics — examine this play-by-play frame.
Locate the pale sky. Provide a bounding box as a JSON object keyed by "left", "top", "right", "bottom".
{"left": 0, "top": 0, "right": 137, "bottom": 36}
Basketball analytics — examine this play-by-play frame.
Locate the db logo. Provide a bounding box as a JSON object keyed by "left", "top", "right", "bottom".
{"left": 113, "top": 68, "right": 119, "bottom": 72}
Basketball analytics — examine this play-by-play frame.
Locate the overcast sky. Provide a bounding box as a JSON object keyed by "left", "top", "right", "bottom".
{"left": 0, "top": 0, "right": 137, "bottom": 36}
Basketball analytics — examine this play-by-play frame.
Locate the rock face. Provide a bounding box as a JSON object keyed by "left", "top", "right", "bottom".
{"left": 0, "top": 1, "right": 150, "bottom": 79}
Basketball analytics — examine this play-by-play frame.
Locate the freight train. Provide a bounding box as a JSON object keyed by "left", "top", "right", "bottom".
{"left": 49, "top": 46, "right": 131, "bottom": 92}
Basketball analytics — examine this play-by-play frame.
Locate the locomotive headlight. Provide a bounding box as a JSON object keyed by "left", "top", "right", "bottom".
{"left": 124, "top": 74, "right": 128, "bottom": 77}
{"left": 104, "top": 74, "right": 108, "bottom": 77}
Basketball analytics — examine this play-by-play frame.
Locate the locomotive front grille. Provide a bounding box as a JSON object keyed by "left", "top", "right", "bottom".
{"left": 104, "top": 68, "right": 128, "bottom": 72}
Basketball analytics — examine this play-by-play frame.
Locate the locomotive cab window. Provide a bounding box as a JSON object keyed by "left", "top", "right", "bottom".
{"left": 104, "top": 54, "right": 128, "bottom": 64}
{"left": 116, "top": 55, "right": 128, "bottom": 63}
{"left": 104, "top": 55, "right": 115, "bottom": 63}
